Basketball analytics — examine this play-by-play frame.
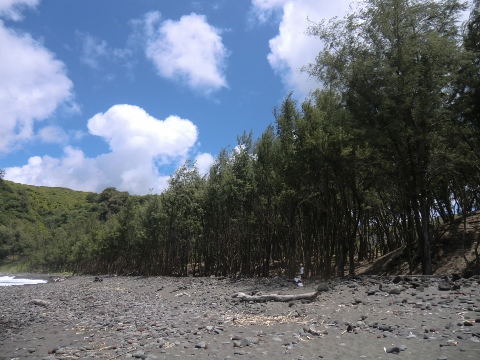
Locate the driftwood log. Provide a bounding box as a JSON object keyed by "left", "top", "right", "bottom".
{"left": 232, "top": 283, "right": 329, "bottom": 302}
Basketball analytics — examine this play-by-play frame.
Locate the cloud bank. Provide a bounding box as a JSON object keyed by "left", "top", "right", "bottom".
{"left": 251, "top": 0, "right": 351, "bottom": 98}
{"left": 144, "top": 12, "right": 229, "bottom": 94}
{"left": 5, "top": 105, "right": 214, "bottom": 195}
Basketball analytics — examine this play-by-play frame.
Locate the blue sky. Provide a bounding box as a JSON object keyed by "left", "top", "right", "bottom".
{"left": 0, "top": 0, "right": 357, "bottom": 194}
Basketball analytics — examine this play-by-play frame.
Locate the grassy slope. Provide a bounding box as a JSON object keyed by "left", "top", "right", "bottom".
{"left": 0, "top": 180, "right": 96, "bottom": 271}
{"left": 0, "top": 180, "right": 94, "bottom": 224}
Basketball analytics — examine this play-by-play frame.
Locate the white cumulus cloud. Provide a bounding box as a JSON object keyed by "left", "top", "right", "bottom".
{"left": 194, "top": 152, "right": 215, "bottom": 176}
{"left": 5, "top": 105, "right": 201, "bottom": 195}
{"left": 0, "top": 21, "right": 74, "bottom": 153}
{"left": 251, "top": 0, "right": 351, "bottom": 98}
{"left": 144, "top": 12, "right": 228, "bottom": 94}
{"left": 5, "top": 148, "right": 101, "bottom": 191}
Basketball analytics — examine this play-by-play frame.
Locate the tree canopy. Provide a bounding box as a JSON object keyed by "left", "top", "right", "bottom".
{"left": 1, "top": 0, "right": 479, "bottom": 276}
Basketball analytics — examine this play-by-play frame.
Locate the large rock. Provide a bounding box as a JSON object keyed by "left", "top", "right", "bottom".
{"left": 392, "top": 275, "right": 403, "bottom": 284}
{"left": 317, "top": 283, "right": 330, "bottom": 292}
{"left": 451, "top": 273, "right": 462, "bottom": 281}
{"left": 438, "top": 282, "right": 452, "bottom": 291}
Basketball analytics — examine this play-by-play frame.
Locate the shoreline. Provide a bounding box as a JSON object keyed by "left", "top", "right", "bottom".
{"left": 0, "top": 272, "right": 63, "bottom": 283}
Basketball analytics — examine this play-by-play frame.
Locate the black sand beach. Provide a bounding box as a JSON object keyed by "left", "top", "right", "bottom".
{"left": 1, "top": 274, "right": 479, "bottom": 359}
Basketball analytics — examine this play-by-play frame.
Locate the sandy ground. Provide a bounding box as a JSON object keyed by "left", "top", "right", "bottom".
{"left": 0, "top": 274, "right": 479, "bottom": 359}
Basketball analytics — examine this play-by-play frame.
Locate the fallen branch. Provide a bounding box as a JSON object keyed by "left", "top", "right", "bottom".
{"left": 232, "top": 283, "right": 329, "bottom": 302}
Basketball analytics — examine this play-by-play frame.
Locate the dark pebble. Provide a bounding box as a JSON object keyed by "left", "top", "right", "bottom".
{"left": 385, "top": 346, "right": 400, "bottom": 353}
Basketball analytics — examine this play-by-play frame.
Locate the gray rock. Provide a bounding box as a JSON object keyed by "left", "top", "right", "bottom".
{"left": 316, "top": 283, "right": 329, "bottom": 292}
{"left": 31, "top": 299, "right": 50, "bottom": 307}
{"left": 385, "top": 346, "right": 400, "bottom": 353}
{"left": 439, "top": 283, "right": 452, "bottom": 291}
{"left": 54, "top": 348, "right": 66, "bottom": 355}
{"left": 240, "top": 337, "right": 259, "bottom": 347}
{"left": 132, "top": 351, "right": 146, "bottom": 359}
{"left": 308, "top": 325, "right": 321, "bottom": 336}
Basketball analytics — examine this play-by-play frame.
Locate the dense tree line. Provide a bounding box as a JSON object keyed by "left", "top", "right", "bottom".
{"left": 1, "top": 0, "right": 479, "bottom": 276}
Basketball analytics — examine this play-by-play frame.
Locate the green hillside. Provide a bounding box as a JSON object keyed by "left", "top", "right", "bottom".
{"left": 0, "top": 180, "right": 93, "bottom": 225}
{"left": 0, "top": 180, "right": 96, "bottom": 271}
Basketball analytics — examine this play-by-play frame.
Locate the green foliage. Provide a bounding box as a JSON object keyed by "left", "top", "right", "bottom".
{"left": 0, "top": 180, "right": 97, "bottom": 271}
{"left": 1, "top": 0, "right": 479, "bottom": 277}
{"left": 304, "top": 0, "right": 469, "bottom": 274}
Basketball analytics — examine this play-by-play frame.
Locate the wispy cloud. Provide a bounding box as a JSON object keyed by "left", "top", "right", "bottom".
{"left": 37, "top": 125, "right": 69, "bottom": 144}
{"left": 77, "top": 31, "right": 134, "bottom": 70}
{"left": 250, "top": 0, "right": 288, "bottom": 23}
{"left": 77, "top": 31, "right": 108, "bottom": 69}
{"left": 0, "top": 0, "right": 39, "bottom": 21}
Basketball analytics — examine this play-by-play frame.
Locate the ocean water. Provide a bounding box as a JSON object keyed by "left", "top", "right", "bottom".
{"left": 0, "top": 276, "right": 47, "bottom": 286}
